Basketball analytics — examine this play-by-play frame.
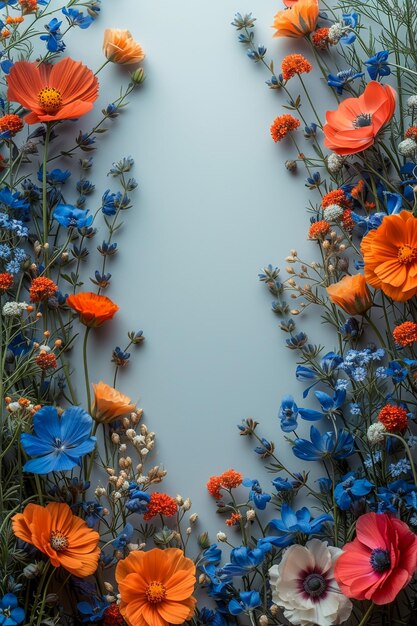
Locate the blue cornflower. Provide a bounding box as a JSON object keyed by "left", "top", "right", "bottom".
{"left": 125, "top": 484, "right": 150, "bottom": 513}
{"left": 62, "top": 7, "right": 94, "bottom": 28}
{"left": 364, "top": 451, "right": 382, "bottom": 469}
{"left": 228, "top": 591, "right": 261, "bottom": 615}
{"left": 13, "top": 249, "right": 27, "bottom": 263}
{"left": 375, "top": 367, "right": 387, "bottom": 379}
{"left": 101, "top": 190, "right": 131, "bottom": 216}
{"left": 5, "top": 258, "right": 21, "bottom": 274}
{"left": 335, "top": 379, "right": 349, "bottom": 391}
{"left": 365, "top": 50, "right": 390, "bottom": 80}
{"left": 80, "top": 501, "right": 104, "bottom": 528}
{"left": 0, "top": 243, "right": 10, "bottom": 259}
{"left": 53, "top": 204, "right": 93, "bottom": 228}
{"left": 38, "top": 167, "right": 71, "bottom": 185}
{"left": 112, "top": 523, "right": 134, "bottom": 549}
{"left": 389, "top": 459, "right": 412, "bottom": 478}
{"left": 352, "top": 366, "right": 367, "bottom": 382}
{"left": 258, "top": 504, "right": 333, "bottom": 548}
{"left": 334, "top": 472, "right": 374, "bottom": 510}
{"left": 327, "top": 69, "right": 364, "bottom": 94}
{"left": 349, "top": 403, "right": 361, "bottom": 416}
{"left": 221, "top": 544, "right": 269, "bottom": 577}
{"left": 293, "top": 425, "right": 355, "bottom": 461}
{"left": 40, "top": 18, "right": 65, "bottom": 53}
{"left": 0, "top": 593, "right": 25, "bottom": 625}
{"left": 20, "top": 405, "right": 96, "bottom": 474}
{"left": 77, "top": 597, "right": 109, "bottom": 623}
{"left": 242, "top": 478, "right": 271, "bottom": 510}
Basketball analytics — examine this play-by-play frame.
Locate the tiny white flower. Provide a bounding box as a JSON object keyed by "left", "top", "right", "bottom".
{"left": 408, "top": 95, "right": 417, "bottom": 109}
{"left": 327, "top": 153, "right": 344, "bottom": 174}
{"left": 398, "top": 138, "right": 417, "bottom": 158}
{"left": 367, "top": 422, "right": 386, "bottom": 445}
{"left": 2, "top": 301, "right": 28, "bottom": 317}
{"left": 328, "top": 23, "right": 343, "bottom": 43}
{"left": 323, "top": 204, "right": 344, "bottom": 221}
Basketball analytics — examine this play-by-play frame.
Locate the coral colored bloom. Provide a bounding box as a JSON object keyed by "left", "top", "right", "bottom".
{"left": 281, "top": 54, "right": 312, "bottom": 81}
{"left": 29, "top": 276, "right": 58, "bottom": 302}
{"left": 377, "top": 404, "right": 408, "bottom": 433}
{"left": 103, "top": 604, "right": 124, "bottom": 626}
{"left": 269, "top": 538, "right": 352, "bottom": 626}
{"left": 19, "top": 0, "right": 38, "bottom": 14}
{"left": 322, "top": 189, "right": 351, "bottom": 209}
{"left": 334, "top": 512, "right": 417, "bottom": 604}
{"left": 207, "top": 469, "right": 243, "bottom": 499}
{"left": 35, "top": 351, "right": 57, "bottom": 370}
{"left": 0, "top": 114, "right": 23, "bottom": 136}
{"left": 361, "top": 211, "right": 417, "bottom": 301}
{"left": 405, "top": 126, "right": 417, "bottom": 141}
{"left": 116, "top": 548, "right": 196, "bottom": 626}
{"left": 351, "top": 179, "right": 365, "bottom": 198}
{"left": 143, "top": 493, "right": 178, "bottom": 521}
{"left": 12, "top": 502, "right": 100, "bottom": 577}
{"left": 66, "top": 291, "right": 119, "bottom": 327}
{"left": 91, "top": 381, "right": 136, "bottom": 423}
{"left": 103, "top": 29, "right": 145, "bottom": 65}
{"left": 272, "top": 0, "right": 319, "bottom": 38}
{"left": 6, "top": 16, "right": 24, "bottom": 24}
{"left": 270, "top": 114, "right": 300, "bottom": 142}
{"left": 342, "top": 208, "right": 354, "bottom": 231}
{"left": 225, "top": 513, "right": 242, "bottom": 527}
{"left": 308, "top": 220, "right": 330, "bottom": 240}
{"left": 0, "top": 272, "right": 13, "bottom": 293}
{"left": 393, "top": 321, "right": 417, "bottom": 347}
{"left": 324, "top": 82, "right": 396, "bottom": 155}
{"left": 327, "top": 275, "right": 372, "bottom": 315}
{"left": 7, "top": 58, "right": 98, "bottom": 124}
{"left": 312, "top": 27, "right": 331, "bottom": 49}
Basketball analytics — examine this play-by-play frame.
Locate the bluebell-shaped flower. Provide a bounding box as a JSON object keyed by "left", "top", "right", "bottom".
{"left": 62, "top": 7, "right": 94, "bottom": 28}
{"left": 242, "top": 478, "right": 271, "bottom": 510}
{"left": 327, "top": 69, "right": 364, "bottom": 94}
{"left": 293, "top": 425, "right": 355, "bottom": 461}
{"left": 334, "top": 472, "right": 374, "bottom": 510}
{"left": 228, "top": 591, "right": 261, "bottom": 615}
{"left": 20, "top": 405, "right": 96, "bottom": 474}
{"left": 40, "top": 18, "right": 65, "bottom": 52}
{"left": 365, "top": 50, "right": 390, "bottom": 80}
{"left": 112, "top": 523, "right": 133, "bottom": 549}
{"left": 258, "top": 504, "right": 333, "bottom": 548}
{"left": 53, "top": 204, "right": 93, "bottom": 228}
{"left": 0, "top": 593, "right": 25, "bottom": 625}
{"left": 77, "top": 597, "right": 109, "bottom": 623}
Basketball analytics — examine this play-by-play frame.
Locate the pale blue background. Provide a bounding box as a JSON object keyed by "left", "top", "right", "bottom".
{"left": 67, "top": 0, "right": 330, "bottom": 536}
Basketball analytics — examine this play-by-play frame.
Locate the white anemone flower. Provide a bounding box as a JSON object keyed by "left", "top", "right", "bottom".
{"left": 268, "top": 538, "right": 352, "bottom": 626}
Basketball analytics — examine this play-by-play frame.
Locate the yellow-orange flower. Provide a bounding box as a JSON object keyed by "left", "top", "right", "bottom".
{"left": 361, "top": 211, "right": 417, "bottom": 302}
{"left": 281, "top": 54, "right": 312, "bottom": 81}
{"left": 91, "top": 381, "right": 136, "bottom": 423}
{"left": 67, "top": 292, "right": 119, "bottom": 327}
{"left": 116, "top": 548, "right": 196, "bottom": 626}
{"left": 7, "top": 58, "right": 98, "bottom": 125}
{"left": 272, "top": 0, "right": 319, "bottom": 38}
{"left": 0, "top": 113, "right": 24, "bottom": 136}
{"left": 327, "top": 274, "right": 372, "bottom": 315}
{"left": 12, "top": 502, "right": 100, "bottom": 577}
{"left": 270, "top": 114, "right": 300, "bottom": 142}
{"left": 103, "top": 29, "right": 145, "bottom": 65}
{"left": 393, "top": 321, "right": 417, "bottom": 347}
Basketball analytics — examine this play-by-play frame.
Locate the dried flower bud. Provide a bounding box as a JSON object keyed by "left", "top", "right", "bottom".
{"left": 189, "top": 513, "right": 198, "bottom": 524}
{"left": 217, "top": 532, "right": 227, "bottom": 542}
{"left": 111, "top": 433, "right": 120, "bottom": 445}
{"left": 183, "top": 497, "right": 192, "bottom": 511}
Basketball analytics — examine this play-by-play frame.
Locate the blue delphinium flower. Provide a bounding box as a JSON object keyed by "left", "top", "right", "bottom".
{"left": 242, "top": 478, "right": 271, "bottom": 510}
{"left": 125, "top": 484, "right": 150, "bottom": 513}
{"left": 314, "top": 388, "right": 346, "bottom": 414}
{"left": 40, "top": 18, "right": 65, "bottom": 52}
{"left": 38, "top": 167, "right": 71, "bottom": 185}
{"left": 365, "top": 50, "right": 390, "bottom": 80}
{"left": 385, "top": 361, "right": 408, "bottom": 383}
{"left": 53, "top": 204, "right": 93, "bottom": 228}
{"left": 377, "top": 480, "right": 416, "bottom": 512}
{"left": 202, "top": 544, "right": 222, "bottom": 565}
{"left": 77, "top": 597, "right": 109, "bottom": 623}
{"left": 228, "top": 591, "right": 261, "bottom": 615}
{"left": 334, "top": 472, "right": 374, "bottom": 510}
{"left": 221, "top": 544, "right": 269, "bottom": 577}
{"left": 112, "top": 523, "right": 133, "bottom": 549}
{"left": 340, "top": 12, "right": 359, "bottom": 44}
{"left": 272, "top": 476, "right": 300, "bottom": 492}
{"left": 0, "top": 0, "right": 17, "bottom": 7}
{"left": 62, "top": 6, "right": 94, "bottom": 28}
{"left": 0, "top": 593, "right": 25, "bottom": 625}
{"left": 0, "top": 188, "right": 30, "bottom": 215}
{"left": 258, "top": 504, "right": 333, "bottom": 548}
{"left": 278, "top": 395, "right": 299, "bottom": 431}
{"left": 101, "top": 190, "right": 131, "bottom": 215}
{"left": 20, "top": 405, "right": 96, "bottom": 474}
{"left": 293, "top": 425, "right": 355, "bottom": 461}
{"left": 327, "top": 69, "right": 364, "bottom": 94}
{"left": 80, "top": 501, "right": 104, "bottom": 528}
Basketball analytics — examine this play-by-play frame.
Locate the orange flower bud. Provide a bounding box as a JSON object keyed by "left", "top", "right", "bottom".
{"left": 327, "top": 274, "right": 373, "bottom": 315}
{"left": 103, "top": 29, "right": 145, "bottom": 65}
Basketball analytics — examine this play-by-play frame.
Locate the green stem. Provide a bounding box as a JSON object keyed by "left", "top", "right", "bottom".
{"left": 83, "top": 325, "right": 92, "bottom": 411}
{"left": 357, "top": 603, "right": 375, "bottom": 626}
{"left": 42, "top": 123, "right": 52, "bottom": 274}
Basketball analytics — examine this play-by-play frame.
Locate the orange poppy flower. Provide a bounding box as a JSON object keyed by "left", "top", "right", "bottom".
{"left": 272, "top": 0, "right": 319, "bottom": 38}
{"left": 67, "top": 292, "right": 119, "bottom": 327}
{"left": 361, "top": 211, "right": 417, "bottom": 302}
{"left": 327, "top": 274, "right": 373, "bottom": 315}
{"left": 116, "top": 548, "right": 196, "bottom": 626}
{"left": 7, "top": 58, "right": 98, "bottom": 124}
{"left": 12, "top": 502, "right": 100, "bottom": 577}
{"left": 323, "top": 81, "right": 396, "bottom": 155}
{"left": 91, "top": 381, "right": 136, "bottom": 423}
{"left": 103, "top": 29, "right": 145, "bottom": 65}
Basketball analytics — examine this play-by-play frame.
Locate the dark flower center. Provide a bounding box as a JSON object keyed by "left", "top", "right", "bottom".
{"left": 353, "top": 113, "right": 372, "bottom": 128}
{"left": 303, "top": 573, "right": 327, "bottom": 597}
{"left": 370, "top": 548, "right": 391, "bottom": 572}
{"left": 50, "top": 530, "right": 69, "bottom": 551}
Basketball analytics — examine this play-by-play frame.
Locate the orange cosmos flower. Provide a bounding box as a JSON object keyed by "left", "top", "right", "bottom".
{"left": 323, "top": 81, "right": 396, "bottom": 155}
{"left": 12, "top": 502, "right": 100, "bottom": 577}
{"left": 327, "top": 274, "right": 372, "bottom": 315}
{"left": 393, "top": 321, "right": 417, "bottom": 347}
{"left": 103, "top": 29, "right": 145, "bottom": 65}
{"left": 67, "top": 292, "right": 119, "bottom": 327}
{"left": 116, "top": 548, "right": 196, "bottom": 626}
{"left": 272, "top": 0, "right": 319, "bottom": 38}
{"left": 361, "top": 211, "right": 417, "bottom": 302}
{"left": 7, "top": 58, "right": 98, "bottom": 124}
{"left": 91, "top": 381, "right": 136, "bottom": 423}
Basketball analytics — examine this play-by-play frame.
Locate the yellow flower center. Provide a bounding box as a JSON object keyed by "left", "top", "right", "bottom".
{"left": 50, "top": 530, "right": 69, "bottom": 551}
{"left": 398, "top": 244, "right": 417, "bottom": 264}
{"left": 38, "top": 87, "right": 62, "bottom": 114}
{"left": 145, "top": 581, "right": 167, "bottom": 604}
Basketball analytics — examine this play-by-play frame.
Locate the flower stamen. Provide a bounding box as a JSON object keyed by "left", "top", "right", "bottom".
{"left": 50, "top": 530, "right": 69, "bottom": 551}
{"left": 38, "top": 87, "right": 62, "bottom": 114}
{"left": 353, "top": 113, "right": 372, "bottom": 128}
{"left": 145, "top": 581, "right": 167, "bottom": 604}
{"left": 398, "top": 244, "right": 417, "bottom": 264}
